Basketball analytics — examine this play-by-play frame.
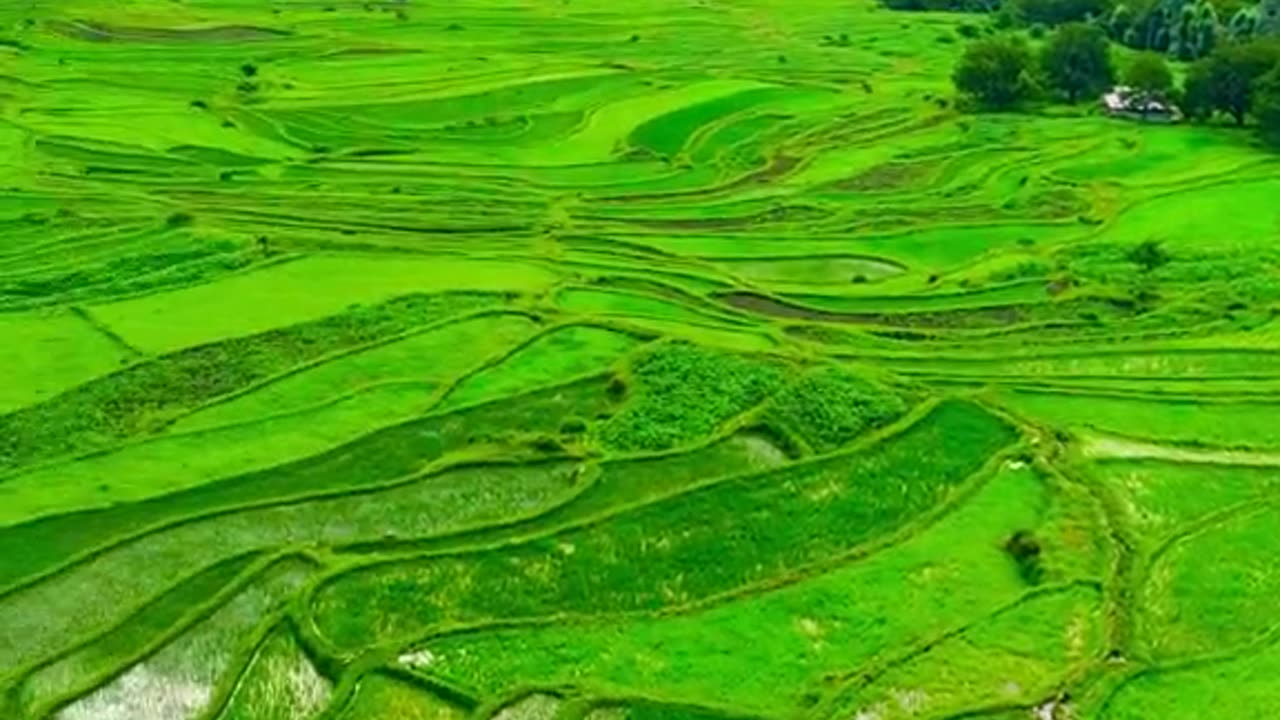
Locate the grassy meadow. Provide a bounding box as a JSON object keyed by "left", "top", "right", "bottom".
{"left": 2, "top": 0, "right": 1280, "bottom": 719}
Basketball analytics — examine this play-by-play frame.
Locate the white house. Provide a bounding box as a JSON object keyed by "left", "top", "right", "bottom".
{"left": 1101, "top": 86, "right": 1182, "bottom": 123}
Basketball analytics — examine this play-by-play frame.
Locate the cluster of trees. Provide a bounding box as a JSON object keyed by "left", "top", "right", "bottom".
{"left": 1100, "top": 0, "right": 1280, "bottom": 59}
{"left": 953, "top": 23, "right": 1118, "bottom": 105}
{"left": 887, "top": 0, "right": 1280, "bottom": 61}
{"left": 952, "top": 21, "right": 1280, "bottom": 145}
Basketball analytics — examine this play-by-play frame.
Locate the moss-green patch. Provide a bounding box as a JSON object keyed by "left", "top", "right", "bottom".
{"left": 598, "top": 343, "right": 787, "bottom": 452}
{"left": 766, "top": 367, "right": 908, "bottom": 453}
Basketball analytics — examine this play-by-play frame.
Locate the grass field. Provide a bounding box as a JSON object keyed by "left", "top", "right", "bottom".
{"left": 2, "top": 0, "right": 1278, "bottom": 718}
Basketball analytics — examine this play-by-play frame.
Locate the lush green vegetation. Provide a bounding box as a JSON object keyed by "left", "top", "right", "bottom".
{"left": 2, "top": 0, "right": 1278, "bottom": 718}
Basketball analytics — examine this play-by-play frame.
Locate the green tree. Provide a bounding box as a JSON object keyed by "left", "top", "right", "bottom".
{"left": 952, "top": 35, "right": 1036, "bottom": 109}
{"left": 1041, "top": 23, "right": 1116, "bottom": 102}
{"left": 1229, "top": 6, "right": 1259, "bottom": 40}
{"left": 1255, "top": 66, "right": 1280, "bottom": 147}
{"left": 1124, "top": 51, "right": 1173, "bottom": 94}
{"left": 1181, "top": 56, "right": 1216, "bottom": 119}
{"left": 1108, "top": 3, "right": 1135, "bottom": 40}
{"left": 1184, "top": 40, "right": 1280, "bottom": 124}
{"left": 1014, "top": 0, "right": 1116, "bottom": 26}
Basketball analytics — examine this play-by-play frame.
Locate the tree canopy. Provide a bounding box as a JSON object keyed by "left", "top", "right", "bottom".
{"left": 1255, "top": 65, "right": 1280, "bottom": 145}
{"left": 1184, "top": 40, "right": 1280, "bottom": 124}
{"left": 1123, "top": 51, "right": 1174, "bottom": 94}
{"left": 952, "top": 35, "right": 1036, "bottom": 109}
{"left": 1041, "top": 23, "right": 1115, "bottom": 102}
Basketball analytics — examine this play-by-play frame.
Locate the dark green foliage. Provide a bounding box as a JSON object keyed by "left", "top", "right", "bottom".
{"left": 952, "top": 35, "right": 1036, "bottom": 109}
{"left": 0, "top": 292, "right": 501, "bottom": 469}
{"left": 1255, "top": 65, "right": 1280, "bottom": 146}
{"left": 1230, "top": 6, "right": 1260, "bottom": 41}
{"left": 598, "top": 343, "right": 787, "bottom": 451}
{"left": 1183, "top": 40, "right": 1280, "bottom": 124}
{"left": 314, "top": 400, "right": 1020, "bottom": 648}
{"left": 1004, "top": 529, "right": 1044, "bottom": 583}
{"left": 1013, "top": 0, "right": 1115, "bottom": 26}
{"left": 1124, "top": 51, "right": 1174, "bottom": 94}
{"left": 1129, "top": 240, "right": 1171, "bottom": 271}
{"left": 882, "top": 0, "right": 999, "bottom": 12}
{"left": 1040, "top": 23, "right": 1115, "bottom": 102}
{"left": 1182, "top": 56, "right": 1217, "bottom": 119}
{"left": 1106, "top": 0, "right": 1218, "bottom": 59}
{"left": 767, "top": 367, "right": 908, "bottom": 453}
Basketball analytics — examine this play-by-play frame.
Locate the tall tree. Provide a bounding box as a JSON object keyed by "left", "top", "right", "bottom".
{"left": 1041, "top": 23, "right": 1116, "bottom": 102}
{"left": 1254, "top": 65, "right": 1280, "bottom": 146}
{"left": 1013, "top": 0, "right": 1116, "bottom": 26}
{"left": 1124, "top": 51, "right": 1174, "bottom": 95}
{"left": 953, "top": 36, "right": 1036, "bottom": 109}
{"left": 1229, "top": 6, "right": 1259, "bottom": 41}
{"left": 1184, "top": 41, "right": 1280, "bottom": 124}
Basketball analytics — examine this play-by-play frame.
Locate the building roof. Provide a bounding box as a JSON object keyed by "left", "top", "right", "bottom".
{"left": 1102, "top": 86, "right": 1177, "bottom": 116}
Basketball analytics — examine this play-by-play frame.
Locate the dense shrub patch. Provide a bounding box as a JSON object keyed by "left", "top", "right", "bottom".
{"left": 767, "top": 367, "right": 909, "bottom": 453}
{"left": 598, "top": 343, "right": 788, "bottom": 451}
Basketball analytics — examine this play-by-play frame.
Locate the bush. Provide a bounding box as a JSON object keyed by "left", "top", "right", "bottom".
{"left": 1128, "top": 240, "right": 1171, "bottom": 271}
{"left": 767, "top": 368, "right": 908, "bottom": 453}
{"left": 597, "top": 343, "right": 787, "bottom": 452}
{"left": 1004, "top": 530, "right": 1044, "bottom": 583}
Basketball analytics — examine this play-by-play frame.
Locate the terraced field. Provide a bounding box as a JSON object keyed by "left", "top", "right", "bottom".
{"left": 4, "top": 0, "right": 1280, "bottom": 719}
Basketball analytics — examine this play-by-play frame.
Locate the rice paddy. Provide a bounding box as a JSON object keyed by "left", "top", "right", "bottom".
{"left": 2, "top": 0, "right": 1279, "bottom": 718}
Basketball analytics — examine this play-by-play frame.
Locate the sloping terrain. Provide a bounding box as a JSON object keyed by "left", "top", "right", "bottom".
{"left": 2, "top": 1, "right": 1280, "bottom": 719}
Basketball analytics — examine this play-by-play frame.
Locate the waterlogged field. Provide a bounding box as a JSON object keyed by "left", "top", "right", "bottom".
{"left": 2, "top": 0, "right": 1279, "bottom": 719}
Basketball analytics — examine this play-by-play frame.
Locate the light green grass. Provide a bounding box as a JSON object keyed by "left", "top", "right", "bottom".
{"left": 440, "top": 325, "right": 642, "bottom": 410}
{"left": 0, "top": 309, "right": 128, "bottom": 413}
{"left": 173, "top": 313, "right": 539, "bottom": 431}
{"left": 89, "top": 256, "right": 555, "bottom": 353}
{"left": 0, "top": 383, "right": 435, "bottom": 526}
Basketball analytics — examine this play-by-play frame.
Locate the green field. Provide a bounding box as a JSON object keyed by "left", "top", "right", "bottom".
{"left": 3, "top": 1, "right": 1280, "bottom": 719}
